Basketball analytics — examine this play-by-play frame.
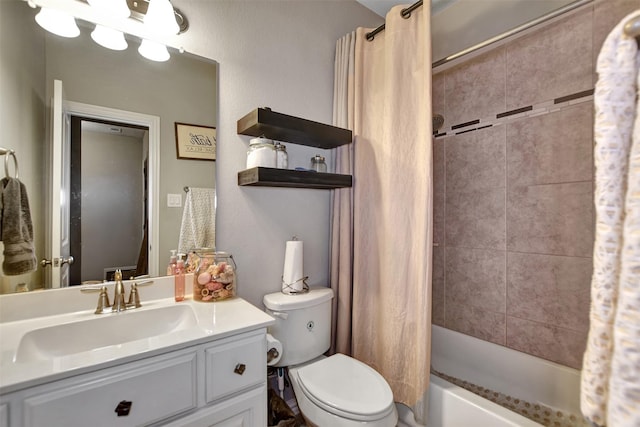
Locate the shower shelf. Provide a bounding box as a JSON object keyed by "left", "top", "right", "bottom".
{"left": 237, "top": 107, "right": 353, "bottom": 189}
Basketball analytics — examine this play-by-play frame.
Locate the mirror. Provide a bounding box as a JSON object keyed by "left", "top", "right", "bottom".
{"left": 0, "top": 1, "right": 218, "bottom": 293}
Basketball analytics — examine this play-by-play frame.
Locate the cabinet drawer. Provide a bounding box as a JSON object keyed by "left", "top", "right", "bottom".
{"left": 0, "top": 403, "right": 7, "bottom": 427}
{"left": 163, "top": 385, "right": 266, "bottom": 427}
{"left": 23, "top": 351, "right": 197, "bottom": 427}
{"left": 205, "top": 332, "right": 265, "bottom": 402}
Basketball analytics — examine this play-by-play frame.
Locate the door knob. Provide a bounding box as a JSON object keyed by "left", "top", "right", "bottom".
{"left": 40, "top": 257, "right": 74, "bottom": 267}
{"left": 60, "top": 256, "right": 74, "bottom": 266}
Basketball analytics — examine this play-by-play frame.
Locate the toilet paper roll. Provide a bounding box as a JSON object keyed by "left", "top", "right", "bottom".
{"left": 282, "top": 240, "right": 304, "bottom": 294}
{"left": 266, "top": 333, "right": 283, "bottom": 366}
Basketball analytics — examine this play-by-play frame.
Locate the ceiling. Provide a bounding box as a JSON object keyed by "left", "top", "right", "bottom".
{"left": 356, "top": 0, "right": 454, "bottom": 17}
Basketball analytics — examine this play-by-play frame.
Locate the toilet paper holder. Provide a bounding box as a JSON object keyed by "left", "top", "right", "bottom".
{"left": 267, "top": 348, "right": 280, "bottom": 363}
{"left": 266, "top": 333, "right": 283, "bottom": 366}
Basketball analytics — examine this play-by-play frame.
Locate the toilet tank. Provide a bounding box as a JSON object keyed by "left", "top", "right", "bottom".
{"left": 263, "top": 288, "right": 334, "bottom": 367}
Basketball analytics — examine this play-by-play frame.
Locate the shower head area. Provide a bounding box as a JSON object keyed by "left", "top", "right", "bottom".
{"left": 433, "top": 114, "right": 444, "bottom": 132}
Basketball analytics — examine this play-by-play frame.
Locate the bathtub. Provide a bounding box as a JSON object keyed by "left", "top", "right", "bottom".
{"left": 425, "top": 374, "right": 541, "bottom": 426}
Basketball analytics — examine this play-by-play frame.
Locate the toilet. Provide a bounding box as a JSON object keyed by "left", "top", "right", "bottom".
{"left": 264, "top": 288, "right": 398, "bottom": 427}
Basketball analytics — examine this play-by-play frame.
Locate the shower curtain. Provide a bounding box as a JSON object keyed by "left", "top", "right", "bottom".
{"left": 332, "top": 4, "right": 433, "bottom": 423}
{"left": 331, "top": 31, "right": 356, "bottom": 356}
{"left": 581, "top": 11, "right": 640, "bottom": 427}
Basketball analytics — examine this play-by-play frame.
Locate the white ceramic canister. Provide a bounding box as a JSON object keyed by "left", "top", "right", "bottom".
{"left": 246, "top": 137, "right": 276, "bottom": 168}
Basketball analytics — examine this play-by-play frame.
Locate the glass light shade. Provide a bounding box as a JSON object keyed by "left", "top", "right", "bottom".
{"left": 87, "top": 0, "right": 130, "bottom": 19}
{"left": 144, "top": 0, "right": 179, "bottom": 36}
{"left": 91, "top": 25, "right": 128, "bottom": 50}
{"left": 35, "top": 7, "right": 80, "bottom": 38}
{"left": 138, "top": 39, "right": 170, "bottom": 62}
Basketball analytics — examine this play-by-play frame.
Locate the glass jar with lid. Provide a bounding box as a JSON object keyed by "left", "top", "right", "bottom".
{"left": 274, "top": 142, "right": 288, "bottom": 169}
{"left": 246, "top": 137, "right": 276, "bottom": 168}
{"left": 190, "top": 249, "right": 237, "bottom": 302}
{"left": 310, "top": 155, "right": 327, "bottom": 172}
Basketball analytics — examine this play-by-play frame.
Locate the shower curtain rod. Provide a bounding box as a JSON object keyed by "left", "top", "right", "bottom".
{"left": 365, "top": 0, "right": 423, "bottom": 41}
{"left": 364, "top": 0, "right": 594, "bottom": 68}
{"left": 432, "top": 0, "right": 593, "bottom": 68}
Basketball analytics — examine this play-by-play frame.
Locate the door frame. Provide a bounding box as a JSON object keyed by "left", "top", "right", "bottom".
{"left": 49, "top": 100, "right": 160, "bottom": 286}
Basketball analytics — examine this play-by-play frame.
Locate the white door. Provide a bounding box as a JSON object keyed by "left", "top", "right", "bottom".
{"left": 46, "top": 79, "right": 72, "bottom": 288}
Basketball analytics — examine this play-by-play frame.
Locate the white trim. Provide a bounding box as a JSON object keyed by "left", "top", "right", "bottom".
{"left": 64, "top": 101, "right": 160, "bottom": 278}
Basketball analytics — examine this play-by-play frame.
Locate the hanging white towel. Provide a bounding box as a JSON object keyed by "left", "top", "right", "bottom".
{"left": 178, "top": 187, "right": 215, "bottom": 254}
{"left": 581, "top": 10, "right": 640, "bottom": 427}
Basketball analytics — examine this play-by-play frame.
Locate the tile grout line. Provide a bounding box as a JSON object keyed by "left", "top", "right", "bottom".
{"left": 434, "top": 89, "right": 594, "bottom": 139}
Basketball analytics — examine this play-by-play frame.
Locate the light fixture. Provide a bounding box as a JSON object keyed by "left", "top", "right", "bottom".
{"left": 35, "top": 7, "right": 80, "bottom": 38}
{"left": 87, "top": 0, "right": 130, "bottom": 19}
{"left": 138, "top": 39, "right": 170, "bottom": 62}
{"left": 91, "top": 25, "right": 128, "bottom": 50}
{"left": 144, "top": 0, "right": 179, "bottom": 36}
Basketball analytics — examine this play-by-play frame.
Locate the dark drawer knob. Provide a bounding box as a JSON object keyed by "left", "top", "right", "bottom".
{"left": 115, "top": 400, "right": 132, "bottom": 416}
{"left": 234, "top": 363, "right": 246, "bottom": 375}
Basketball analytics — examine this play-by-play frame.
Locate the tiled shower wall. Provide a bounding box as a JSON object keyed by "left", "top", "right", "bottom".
{"left": 431, "top": 0, "right": 638, "bottom": 369}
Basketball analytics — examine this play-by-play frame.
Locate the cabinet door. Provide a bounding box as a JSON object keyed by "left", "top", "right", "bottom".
{"left": 163, "top": 385, "right": 266, "bottom": 427}
{"left": 205, "top": 332, "right": 265, "bottom": 402}
{"left": 0, "top": 403, "right": 7, "bottom": 427}
{"left": 22, "top": 351, "right": 197, "bottom": 427}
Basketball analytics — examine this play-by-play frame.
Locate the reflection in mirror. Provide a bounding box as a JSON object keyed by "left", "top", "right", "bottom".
{"left": 70, "top": 118, "right": 149, "bottom": 284}
{"left": 0, "top": 0, "right": 218, "bottom": 294}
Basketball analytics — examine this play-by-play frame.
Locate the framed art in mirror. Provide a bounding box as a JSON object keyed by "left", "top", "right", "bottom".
{"left": 175, "top": 122, "right": 217, "bottom": 161}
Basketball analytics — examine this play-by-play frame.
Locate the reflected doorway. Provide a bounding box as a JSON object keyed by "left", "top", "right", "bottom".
{"left": 69, "top": 116, "right": 149, "bottom": 284}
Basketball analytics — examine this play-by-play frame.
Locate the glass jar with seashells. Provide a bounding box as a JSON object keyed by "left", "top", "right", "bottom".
{"left": 189, "top": 249, "right": 236, "bottom": 302}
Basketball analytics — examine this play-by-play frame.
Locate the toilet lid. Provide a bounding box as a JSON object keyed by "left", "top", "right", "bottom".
{"left": 296, "top": 354, "right": 394, "bottom": 420}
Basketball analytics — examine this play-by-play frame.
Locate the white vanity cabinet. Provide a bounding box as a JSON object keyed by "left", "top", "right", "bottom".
{"left": 0, "top": 329, "right": 268, "bottom": 427}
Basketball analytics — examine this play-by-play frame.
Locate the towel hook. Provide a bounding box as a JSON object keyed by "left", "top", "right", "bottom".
{"left": 4, "top": 151, "right": 18, "bottom": 179}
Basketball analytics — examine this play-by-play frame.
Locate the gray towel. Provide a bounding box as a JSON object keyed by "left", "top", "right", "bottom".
{"left": 0, "top": 178, "right": 37, "bottom": 275}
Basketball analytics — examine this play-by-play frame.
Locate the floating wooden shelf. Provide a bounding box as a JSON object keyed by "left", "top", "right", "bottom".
{"left": 238, "top": 167, "right": 352, "bottom": 189}
{"left": 237, "top": 107, "right": 352, "bottom": 149}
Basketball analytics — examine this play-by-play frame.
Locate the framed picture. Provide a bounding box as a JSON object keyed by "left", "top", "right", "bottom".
{"left": 175, "top": 122, "right": 217, "bottom": 161}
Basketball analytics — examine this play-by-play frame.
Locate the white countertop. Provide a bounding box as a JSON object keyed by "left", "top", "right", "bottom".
{"left": 0, "top": 276, "right": 274, "bottom": 394}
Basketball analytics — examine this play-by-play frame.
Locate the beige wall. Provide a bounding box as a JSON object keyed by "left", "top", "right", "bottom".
{"left": 431, "top": 0, "right": 638, "bottom": 369}
{"left": 169, "top": 0, "right": 383, "bottom": 308}
{"left": 0, "top": 1, "right": 45, "bottom": 293}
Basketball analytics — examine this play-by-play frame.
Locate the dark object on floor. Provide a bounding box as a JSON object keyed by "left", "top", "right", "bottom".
{"left": 268, "top": 387, "right": 297, "bottom": 427}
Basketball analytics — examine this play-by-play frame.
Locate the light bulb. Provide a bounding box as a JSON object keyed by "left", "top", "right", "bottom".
{"left": 35, "top": 7, "right": 80, "bottom": 38}
{"left": 144, "top": 0, "right": 179, "bottom": 36}
{"left": 138, "top": 39, "right": 170, "bottom": 62}
{"left": 91, "top": 25, "right": 128, "bottom": 51}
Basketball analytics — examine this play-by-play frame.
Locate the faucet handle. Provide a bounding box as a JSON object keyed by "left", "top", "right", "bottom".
{"left": 126, "top": 278, "right": 154, "bottom": 308}
{"left": 81, "top": 285, "right": 112, "bottom": 314}
{"left": 127, "top": 284, "right": 142, "bottom": 308}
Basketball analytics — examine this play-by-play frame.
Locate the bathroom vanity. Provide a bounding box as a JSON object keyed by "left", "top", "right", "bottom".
{"left": 0, "top": 276, "right": 274, "bottom": 427}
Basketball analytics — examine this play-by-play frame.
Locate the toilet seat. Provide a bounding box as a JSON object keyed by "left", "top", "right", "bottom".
{"left": 295, "top": 354, "right": 395, "bottom": 422}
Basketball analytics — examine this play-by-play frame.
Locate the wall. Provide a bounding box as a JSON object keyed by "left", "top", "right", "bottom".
{"left": 0, "top": 1, "right": 46, "bottom": 293}
{"left": 80, "top": 130, "right": 143, "bottom": 281}
{"left": 431, "top": 0, "right": 638, "bottom": 369}
{"left": 169, "top": 0, "right": 383, "bottom": 308}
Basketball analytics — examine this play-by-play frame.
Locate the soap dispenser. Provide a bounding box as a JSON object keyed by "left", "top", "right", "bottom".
{"left": 174, "top": 254, "right": 186, "bottom": 302}
{"left": 167, "top": 249, "right": 177, "bottom": 276}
